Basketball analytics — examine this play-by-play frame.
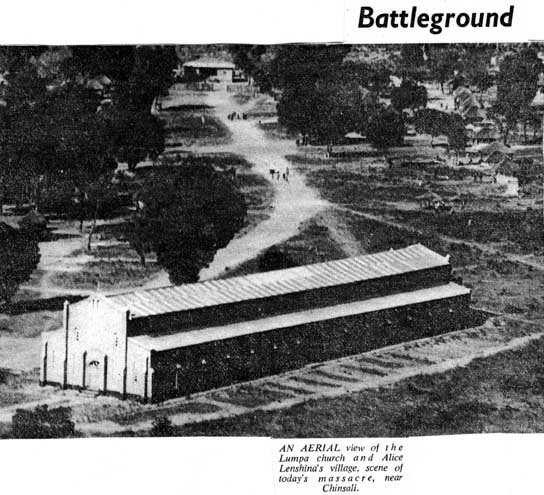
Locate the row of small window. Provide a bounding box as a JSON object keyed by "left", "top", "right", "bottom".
{"left": 179, "top": 341, "right": 305, "bottom": 366}
{"left": 74, "top": 330, "right": 119, "bottom": 347}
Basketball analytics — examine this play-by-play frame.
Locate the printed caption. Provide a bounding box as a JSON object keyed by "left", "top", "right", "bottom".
{"left": 275, "top": 440, "right": 406, "bottom": 492}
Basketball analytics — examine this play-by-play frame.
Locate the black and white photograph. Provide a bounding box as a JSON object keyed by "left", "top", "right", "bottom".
{"left": 0, "top": 40, "right": 542, "bottom": 443}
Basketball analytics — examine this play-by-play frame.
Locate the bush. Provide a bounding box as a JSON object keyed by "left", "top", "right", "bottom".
{"left": 0, "top": 222, "right": 40, "bottom": 306}
{"left": 12, "top": 405, "right": 75, "bottom": 439}
{"left": 18, "top": 210, "right": 48, "bottom": 241}
{"left": 257, "top": 246, "right": 298, "bottom": 272}
{"left": 150, "top": 416, "right": 174, "bottom": 437}
{"left": 367, "top": 107, "right": 405, "bottom": 150}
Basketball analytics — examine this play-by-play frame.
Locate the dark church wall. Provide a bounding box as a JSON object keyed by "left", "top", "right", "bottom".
{"left": 149, "top": 293, "right": 470, "bottom": 402}
{"left": 130, "top": 266, "right": 452, "bottom": 337}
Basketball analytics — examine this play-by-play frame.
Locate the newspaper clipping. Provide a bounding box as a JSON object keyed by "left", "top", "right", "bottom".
{"left": 0, "top": 0, "right": 543, "bottom": 494}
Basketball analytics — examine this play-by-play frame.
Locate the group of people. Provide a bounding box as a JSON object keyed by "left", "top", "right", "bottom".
{"left": 228, "top": 112, "right": 247, "bottom": 121}
{"left": 269, "top": 167, "right": 290, "bottom": 182}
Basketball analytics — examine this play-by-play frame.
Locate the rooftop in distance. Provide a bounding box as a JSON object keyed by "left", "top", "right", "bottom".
{"left": 182, "top": 58, "right": 236, "bottom": 69}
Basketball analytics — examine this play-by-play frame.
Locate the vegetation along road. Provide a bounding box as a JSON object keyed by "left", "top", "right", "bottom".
{"left": 144, "top": 89, "right": 329, "bottom": 287}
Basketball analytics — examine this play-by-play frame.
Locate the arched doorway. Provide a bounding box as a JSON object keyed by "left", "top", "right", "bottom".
{"left": 85, "top": 350, "right": 108, "bottom": 392}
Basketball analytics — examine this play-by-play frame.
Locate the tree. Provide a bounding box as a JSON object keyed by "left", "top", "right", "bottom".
{"left": 391, "top": 80, "right": 427, "bottom": 113}
{"left": 18, "top": 210, "right": 48, "bottom": 241}
{"left": 368, "top": 60, "right": 393, "bottom": 97}
{"left": 129, "top": 163, "right": 247, "bottom": 284}
{"left": 416, "top": 109, "right": 466, "bottom": 160}
{"left": 470, "top": 70, "right": 494, "bottom": 100}
{"left": 427, "top": 46, "right": 460, "bottom": 93}
{"left": 494, "top": 47, "right": 542, "bottom": 144}
{"left": 230, "top": 45, "right": 270, "bottom": 85}
{"left": 399, "top": 45, "right": 426, "bottom": 81}
{"left": 12, "top": 405, "right": 75, "bottom": 439}
{"left": 366, "top": 107, "right": 405, "bottom": 150}
{"left": 0, "top": 223, "right": 40, "bottom": 306}
{"left": 461, "top": 46, "right": 496, "bottom": 97}
{"left": 415, "top": 108, "right": 449, "bottom": 145}
{"left": 274, "top": 45, "right": 353, "bottom": 141}
{"left": 107, "top": 109, "right": 165, "bottom": 172}
{"left": 444, "top": 114, "right": 467, "bottom": 163}
{"left": 278, "top": 78, "right": 365, "bottom": 144}
{"left": 66, "top": 45, "right": 176, "bottom": 112}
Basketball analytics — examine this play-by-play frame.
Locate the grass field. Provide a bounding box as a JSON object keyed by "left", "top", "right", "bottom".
{"left": 161, "top": 109, "right": 231, "bottom": 147}
{"left": 223, "top": 215, "right": 347, "bottom": 279}
{"left": 51, "top": 260, "right": 162, "bottom": 290}
{"left": 69, "top": 243, "right": 143, "bottom": 261}
{"left": 174, "top": 335, "right": 544, "bottom": 437}
{"left": 302, "top": 162, "right": 542, "bottom": 255}
{"left": 235, "top": 172, "right": 274, "bottom": 236}
{"left": 390, "top": 209, "right": 543, "bottom": 255}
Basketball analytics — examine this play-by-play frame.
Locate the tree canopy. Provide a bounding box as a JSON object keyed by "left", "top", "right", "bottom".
{"left": 128, "top": 163, "right": 247, "bottom": 284}
{"left": 494, "top": 47, "right": 542, "bottom": 144}
{"left": 415, "top": 108, "right": 449, "bottom": 144}
{"left": 0, "top": 46, "right": 174, "bottom": 216}
{"left": 366, "top": 107, "right": 405, "bottom": 150}
{"left": 391, "top": 80, "right": 427, "bottom": 112}
{"left": 0, "top": 222, "right": 40, "bottom": 306}
{"left": 273, "top": 45, "right": 361, "bottom": 143}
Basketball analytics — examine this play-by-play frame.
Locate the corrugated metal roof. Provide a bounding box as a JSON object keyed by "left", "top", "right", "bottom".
{"left": 183, "top": 58, "right": 235, "bottom": 69}
{"left": 106, "top": 244, "right": 449, "bottom": 319}
{"left": 130, "top": 282, "right": 469, "bottom": 351}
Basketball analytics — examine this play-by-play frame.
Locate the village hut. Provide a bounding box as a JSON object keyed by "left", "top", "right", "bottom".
{"left": 182, "top": 58, "right": 236, "bottom": 83}
{"left": 344, "top": 132, "right": 366, "bottom": 144}
{"left": 472, "top": 127, "right": 502, "bottom": 145}
{"left": 451, "top": 191, "right": 476, "bottom": 210}
{"left": 454, "top": 86, "right": 484, "bottom": 121}
{"left": 480, "top": 142, "right": 514, "bottom": 163}
{"left": 416, "top": 191, "right": 444, "bottom": 209}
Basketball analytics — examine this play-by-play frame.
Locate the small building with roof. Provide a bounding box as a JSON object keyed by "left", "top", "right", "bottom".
{"left": 466, "top": 141, "right": 514, "bottom": 163}
{"left": 182, "top": 58, "right": 237, "bottom": 83}
{"left": 454, "top": 86, "right": 484, "bottom": 122}
{"left": 40, "top": 245, "right": 471, "bottom": 402}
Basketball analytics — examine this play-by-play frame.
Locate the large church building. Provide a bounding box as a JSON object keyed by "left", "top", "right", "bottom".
{"left": 40, "top": 244, "right": 471, "bottom": 402}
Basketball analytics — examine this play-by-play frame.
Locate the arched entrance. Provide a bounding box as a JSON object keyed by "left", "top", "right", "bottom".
{"left": 84, "top": 350, "right": 108, "bottom": 392}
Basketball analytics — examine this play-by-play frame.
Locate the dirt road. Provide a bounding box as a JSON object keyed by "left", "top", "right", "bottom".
{"left": 144, "top": 90, "right": 328, "bottom": 287}
{"left": 199, "top": 92, "right": 328, "bottom": 279}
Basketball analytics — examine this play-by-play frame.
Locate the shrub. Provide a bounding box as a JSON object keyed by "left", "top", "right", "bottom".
{"left": 0, "top": 222, "right": 40, "bottom": 306}
{"left": 18, "top": 210, "right": 48, "bottom": 241}
{"left": 150, "top": 416, "right": 174, "bottom": 437}
{"left": 12, "top": 405, "right": 75, "bottom": 439}
{"left": 257, "top": 246, "right": 298, "bottom": 272}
